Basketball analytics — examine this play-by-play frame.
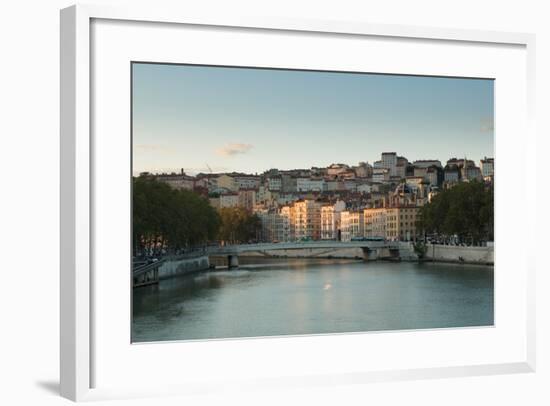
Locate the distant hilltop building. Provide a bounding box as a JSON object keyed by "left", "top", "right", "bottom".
{"left": 443, "top": 157, "right": 487, "bottom": 185}
{"left": 412, "top": 159, "right": 442, "bottom": 169}
{"left": 480, "top": 157, "right": 494, "bottom": 179}
{"left": 142, "top": 151, "right": 493, "bottom": 242}
{"left": 148, "top": 168, "right": 196, "bottom": 191}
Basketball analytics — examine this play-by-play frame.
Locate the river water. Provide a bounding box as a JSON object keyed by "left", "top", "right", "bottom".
{"left": 132, "top": 258, "right": 493, "bottom": 342}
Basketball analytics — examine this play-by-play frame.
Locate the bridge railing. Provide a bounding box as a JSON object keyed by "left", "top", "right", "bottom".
{"left": 206, "top": 240, "right": 399, "bottom": 254}
{"left": 133, "top": 259, "right": 166, "bottom": 276}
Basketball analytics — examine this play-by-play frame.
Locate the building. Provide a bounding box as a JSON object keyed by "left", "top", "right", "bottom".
{"left": 235, "top": 176, "right": 261, "bottom": 190}
{"left": 156, "top": 171, "right": 195, "bottom": 190}
{"left": 267, "top": 176, "right": 282, "bottom": 191}
{"left": 381, "top": 152, "right": 398, "bottom": 176}
{"left": 255, "top": 185, "right": 273, "bottom": 205}
{"left": 296, "top": 177, "right": 325, "bottom": 192}
{"left": 343, "top": 180, "right": 357, "bottom": 192}
{"left": 238, "top": 189, "right": 257, "bottom": 211}
{"left": 372, "top": 168, "right": 390, "bottom": 182}
{"left": 462, "top": 163, "right": 483, "bottom": 181}
{"left": 292, "top": 199, "right": 322, "bottom": 240}
{"left": 320, "top": 200, "right": 346, "bottom": 240}
{"left": 280, "top": 205, "right": 294, "bottom": 241}
{"left": 281, "top": 174, "right": 297, "bottom": 193}
{"left": 425, "top": 166, "right": 440, "bottom": 186}
{"left": 216, "top": 174, "right": 237, "bottom": 192}
{"left": 412, "top": 160, "right": 442, "bottom": 169}
{"left": 219, "top": 193, "right": 239, "bottom": 208}
{"left": 325, "top": 180, "right": 344, "bottom": 192}
{"left": 277, "top": 194, "right": 298, "bottom": 206}
{"left": 356, "top": 183, "right": 372, "bottom": 194}
{"left": 321, "top": 205, "right": 336, "bottom": 240}
{"left": 327, "top": 163, "right": 350, "bottom": 176}
{"left": 395, "top": 156, "right": 408, "bottom": 179}
{"left": 480, "top": 157, "right": 494, "bottom": 178}
{"left": 364, "top": 208, "right": 387, "bottom": 239}
{"left": 444, "top": 164, "right": 460, "bottom": 183}
{"left": 353, "top": 162, "right": 371, "bottom": 178}
{"left": 256, "top": 208, "right": 291, "bottom": 242}
{"left": 385, "top": 207, "right": 420, "bottom": 241}
{"left": 340, "top": 210, "right": 364, "bottom": 241}
{"left": 413, "top": 166, "right": 428, "bottom": 179}
{"left": 404, "top": 177, "right": 429, "bottom": 205}
{"left": 193, "top": 176, "right": 209, "bottom": 189}
{"left": 389, "top": 183, "right": 418, "bottom": 207}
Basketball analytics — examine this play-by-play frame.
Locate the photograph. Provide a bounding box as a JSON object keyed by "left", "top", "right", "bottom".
{"left": 131, "top": 62, "right": 495, "bottom": 343}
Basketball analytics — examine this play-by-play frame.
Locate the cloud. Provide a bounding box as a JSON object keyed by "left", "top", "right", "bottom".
{"left": 215, "top": 143, "right": 253, "bottom": 156}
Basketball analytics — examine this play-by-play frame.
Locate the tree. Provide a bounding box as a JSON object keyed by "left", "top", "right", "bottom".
{"left": 413, "top": 241, "right": 428, "bottom": 259}
{"left": 132, "top": 176, "right": 220, "bottom": 256}
{"left": 217, "top": 207, "right": 261, "bottom": 244}
{"left": 420, "top": 181, "right": 493, "bottom": 244}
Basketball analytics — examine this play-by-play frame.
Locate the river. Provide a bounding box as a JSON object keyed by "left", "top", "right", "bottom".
{"left": 132, "top": 258, "right": 493, "bottom": 342}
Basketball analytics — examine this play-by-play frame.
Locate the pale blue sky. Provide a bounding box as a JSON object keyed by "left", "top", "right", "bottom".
{"left": 132, "top": 63, "right": 494, "bottom": 175}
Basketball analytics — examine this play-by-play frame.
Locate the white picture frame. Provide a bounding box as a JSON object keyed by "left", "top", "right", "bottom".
{"left": 60, "top": 4, "right": 536, "bottom": 402}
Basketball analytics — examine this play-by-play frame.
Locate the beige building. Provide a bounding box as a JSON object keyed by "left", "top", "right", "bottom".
{"left": 372, "top": 168, "right": 390, "bottom": 182}
{"left": 385, "top": 207, "right": 420, "bottom": 241}
{"left": 216, "top": 174, "right": 237, "bottom": 192}
{"left": 320, "top": 200, "right": 346, "bottom": 240}
{"left": 280, "top": 205, "right": 294, "bottom": 241}
{"left": 235, "top": 176, "right": 261, "bottom": 190}
{"left": 255, "top": 208, "right": 291, "bottom": 242}
{"left": 292, "top": 199, "right": 322, "bottom": 241}
{"left": 327, "top": 163, "right": 349, "bottom": 176}
{"left": 156, "top": 173, "right": 195, "bottom": 190}
{"left": 238, "top": 189, "right": 256, "bottom": 211}
{"left": 218, "top": 193, "right": 239, "bottom": 208}
{"left": 364, "top": 208, "right": 387, "bottom": 239}
{"left": 340, "top": 210, "right": 364, "bottom": 241}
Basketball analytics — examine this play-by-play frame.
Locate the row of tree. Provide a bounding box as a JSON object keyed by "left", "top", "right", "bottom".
{"left": 217, "top": 207, "right": 262, "bottom": 245}
{"left": 419, "top": 180, "right": 494, "bottom": 244}
{"left": 133, "top": 177, "right": 260, "bottom": 255}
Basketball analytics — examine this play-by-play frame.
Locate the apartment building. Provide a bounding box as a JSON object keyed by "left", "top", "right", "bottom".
{"left": 385, "top": 207, "right": 420, "bottom": 241}
{"left": 364, "top": 208, "right": 387, "bottom": 239}
{"left": 293, "top": 199, "right": 322, "bottom": 240}
{"left": 320, "top": 200, "right": 346, "bottom": 240}
{"left": 340, "top": 210, "right": 364, "bottom": 242}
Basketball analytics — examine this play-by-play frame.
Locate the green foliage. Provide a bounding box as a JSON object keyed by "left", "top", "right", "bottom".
{"left": 217, "top": 207, "right": 261, "bottom": 244}
{"left": 420, "top": 181, "right": 493, "bottom": 244}
{"left": 413, "top": 241, "right": 428, "bottom": 258}
{"left": 133, "top": 177, "right": 220, "bottom": 255}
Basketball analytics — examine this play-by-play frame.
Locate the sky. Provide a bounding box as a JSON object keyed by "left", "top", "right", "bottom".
{"left": 132, "top": 63, "right": 494, "bottom": 176}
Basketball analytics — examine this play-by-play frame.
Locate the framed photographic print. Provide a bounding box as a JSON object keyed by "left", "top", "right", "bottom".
{"left": 60, "top": 4, "right": 536, "bottom": 402}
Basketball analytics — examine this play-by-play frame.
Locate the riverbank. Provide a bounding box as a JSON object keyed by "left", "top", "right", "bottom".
{"left": 423, "top": 243, "right": 494, "bottom": 266}
{"left": 157, "top": 255, "right": 210, "bottom": 279}
{"left": 221, "top": 243, "right": 493, "bottom": 266}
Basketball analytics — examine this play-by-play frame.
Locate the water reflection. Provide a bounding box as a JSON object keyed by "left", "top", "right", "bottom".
{"left": 132, "top": 259, "right": 494, "bottom": 342}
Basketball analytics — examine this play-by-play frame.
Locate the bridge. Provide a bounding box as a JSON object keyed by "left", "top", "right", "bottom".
{"left": 207, "top": 241, "right": 402, "bottom": 268}
{"left": 132, "top": 259, "right": 166, "bottom": 287}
